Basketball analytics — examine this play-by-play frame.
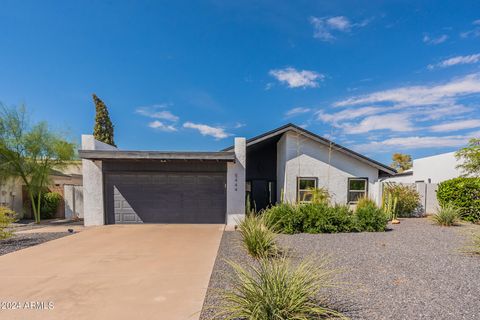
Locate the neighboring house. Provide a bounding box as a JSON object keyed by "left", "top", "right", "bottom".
{"left": 381, "top": 152, "right": 464, "bottom": 214}
{"left": 79, "top": 123, "right": 396, "bottom": 226}
{"left": 0, "top": 162, "right": 83, "bottom": 219}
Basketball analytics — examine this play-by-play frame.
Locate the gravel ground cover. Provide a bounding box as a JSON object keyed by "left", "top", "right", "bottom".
{"left": 0, "top": 232, "right": 72, "bottom": 256}
{"left": 200, "top": 218, "right": 480, "bottom": 320}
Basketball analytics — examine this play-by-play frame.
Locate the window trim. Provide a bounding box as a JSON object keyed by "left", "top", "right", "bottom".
{"left": 347, "top": 177, "right": 369, "bottom": 204}
{"left": 297, "top": 177, "right": 318, "bottom": 203}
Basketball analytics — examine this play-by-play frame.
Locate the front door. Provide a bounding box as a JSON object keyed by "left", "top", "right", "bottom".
{"left": 249, "top": 180, "right": 276, "bottom": 212}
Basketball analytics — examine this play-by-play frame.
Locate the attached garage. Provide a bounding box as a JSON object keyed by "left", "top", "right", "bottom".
{"left": 104, "top": 163, "right": 227, "bottom": 224}
{"left": 79, "top": 149, "right": 237, "bottom": 224}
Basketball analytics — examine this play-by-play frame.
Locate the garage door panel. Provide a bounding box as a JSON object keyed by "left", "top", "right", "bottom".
{"left": 106, "top": 172, "right": 226, "bottom": 224}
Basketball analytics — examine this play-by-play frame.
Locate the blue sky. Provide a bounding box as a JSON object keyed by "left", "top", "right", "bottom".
{"left": 1, "top": 1, "right": 480, "bottom": 164}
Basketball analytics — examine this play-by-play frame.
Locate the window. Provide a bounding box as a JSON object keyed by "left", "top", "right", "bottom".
{"left": 347, "top": 178, "right": 368, "bottom": 203}
{"left": 297, "top": 177, "right": 317, "bottom": 202}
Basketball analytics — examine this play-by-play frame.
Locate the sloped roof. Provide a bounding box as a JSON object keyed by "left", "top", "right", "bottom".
{"left": 223, "top": 123, "right": 396, "bottom": 175}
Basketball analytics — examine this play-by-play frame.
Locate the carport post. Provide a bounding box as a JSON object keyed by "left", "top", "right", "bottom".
{"left": 226, "top": 137, "right": 246, "bottom": 225}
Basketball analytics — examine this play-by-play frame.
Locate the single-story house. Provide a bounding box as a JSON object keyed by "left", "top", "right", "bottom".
{"left": 79, "top": 123, "right": 396, "bottom": 226}
{"left": 0, "top": 162, "right": 83, "bottom": 219}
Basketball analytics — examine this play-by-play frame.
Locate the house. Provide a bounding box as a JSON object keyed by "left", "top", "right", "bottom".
{"left": 0, "top": 162, "right": 83, "bottom": 219}
{"left": 79, "top": 123, "right": 396, "bottom": 226}
{"left": 381, "top": 151, "right": 464, "bottom": 214}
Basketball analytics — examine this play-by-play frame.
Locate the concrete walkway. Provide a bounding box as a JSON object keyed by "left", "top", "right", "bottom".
{"left": 0, "top": 224, "right": 224, "bottom": 320}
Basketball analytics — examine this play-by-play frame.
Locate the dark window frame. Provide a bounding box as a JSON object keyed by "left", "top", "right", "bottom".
{"left": 297, "top": 177, "right": 318, "bottom": 203}
{"left": 347, "top": 177, "right": 369, "bottom": 204}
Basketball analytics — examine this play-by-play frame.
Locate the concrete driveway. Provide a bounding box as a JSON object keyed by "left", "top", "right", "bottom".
{"left": 0, "top": 224, "right": 224, "bottom": 320}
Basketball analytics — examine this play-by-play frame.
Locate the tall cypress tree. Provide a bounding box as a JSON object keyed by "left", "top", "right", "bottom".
{"left": 92, "top": 94, "right": 116, "bottom": 146}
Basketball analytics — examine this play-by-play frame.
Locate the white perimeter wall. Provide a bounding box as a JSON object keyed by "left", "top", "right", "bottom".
{"left": 277, "top": 131, "right": 380, "bottom": 205}
{"left": 81, "top": 135, "right": 117, "bottom": 226}
{"left": 413, "top": 152, "right": 463, "bottom": 183}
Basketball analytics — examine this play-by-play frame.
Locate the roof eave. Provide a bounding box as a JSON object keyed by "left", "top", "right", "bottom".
{"left": 78, "top": 150, "right": 236, "bottom": 161}
{"left": 223, "top": 123, "right": 396, "bottom": 175}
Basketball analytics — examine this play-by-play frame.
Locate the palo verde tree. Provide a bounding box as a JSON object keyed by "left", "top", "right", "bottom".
{"left": 456, "top": 138, "right": 480, "bottom": 177}
{"left": 390, "top": 153, "right": 413, "bottom": 173}
{"left": 0, "top": 105, "right": 75, "bottom": 223}
{"left": 92, "top": 94, "right": 116, "bottom": 146}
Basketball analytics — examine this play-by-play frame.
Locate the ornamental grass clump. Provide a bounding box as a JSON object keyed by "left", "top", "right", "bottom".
{"left": 237, "top": 214, "right": 278, "bottom": 259}
{"left": 471, "top": 233, "right": 480, "bottom": 255}
{"left": 432, "top": 203, "right": 462, "bottom": 226}
{"left": 216, "top": 258, "right": 345, "bottom": 320}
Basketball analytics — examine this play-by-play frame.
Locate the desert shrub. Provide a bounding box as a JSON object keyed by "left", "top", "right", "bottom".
{"left": 40, "top": 192, "right": 62, "bottom": 219}
{"left": 237, "top": 214, "right": 278, "bottom": 259}
{"left": 263, "top": 201, "right": 389, "bottom": 234}
{"left": 355, "top": 202, "right": 388, "bottom": 232}
{"left": 263, "top": 203, "right": 302, "bottom": 234}
{"left": 437, "top": 177, "right": 480, "bottom": 222}
{"left": 301, "top": 203, "right": 358, "bottom": 233}
{"left": 383, "top": 183, "right": 420, "bottom": 217}
{"left": 431, "top": 203, "right": 462, "bottom": 226}
{"left": 0, "top": 206, "right": 17, "bottom": 239}
{"left": 309, "top": 187, "right": 331, "bottom": 204}
{"left": 215, "top": 258, "right": 345, "bottom": 320}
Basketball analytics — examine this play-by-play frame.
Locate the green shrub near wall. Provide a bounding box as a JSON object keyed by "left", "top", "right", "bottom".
{"left": 437, "top": 177, "right": 480, "bottom": 222}
{"left": 263, "top": 201, "right": 388, "bottom": 234}
{"left": 40, "top": 192, "right": 62, "bottom": 219}
{"left": 383, "top": 183, "right": 421, "bottom": 217}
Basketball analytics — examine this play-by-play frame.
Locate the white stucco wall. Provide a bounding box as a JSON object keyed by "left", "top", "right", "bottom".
{"left": 64, "top": 185, "right": 84, "bottom": 220}
{"left": 382, "top": 152, "right": 464, "bottom": 184}
{"left": 412, "top": 152, "right": 463, "bottom": 183}
{"left": 226, "top": 137, "right": 246, "bottom": 225}
{"left": 81, "top": 135, "right": 117, "bottom": 226}
{"left": 278, "top": 131, "right": 380, "bottom": 205}
{"left": 0, "top": 178, "right": 24, "bottom": 218}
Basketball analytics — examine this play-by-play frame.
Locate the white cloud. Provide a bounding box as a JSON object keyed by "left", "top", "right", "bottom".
{"left": 423, "top": 34, "right": 448, "bottom": 45}
{"left": 334, "top": 73, "right": 480, "bottom": 108}
{"left": 136, "top": 105, "right": 179, "bottom": 122}
{"left": 285, "top": 107, "right": 311, "bottom": 117}
{"left": 429, "top": 119, "right": 480, "bottom": 132}
{"left": 234, "top": 122, "right": 246, "bottom": 129}
{"left": 183, "top": 122, "right": 231, "bottom": 139}
{"left": 326, "top": 16, "right": 351, "bottom": 31}
{"left": 316, "top": 106, "right": 382, "bottom": 124}
{"left": 269, "top": 67, "right": 324, "bottom": 88}
{"left": 136, "top": 104, "right": 180, "bottom": 132}
{"left": 355, "top": 134, "right": 472, "bottom": 152}
{"left": 428, "top": 53, "right": 480, "bottom": 69}
{"left": 460, "top": 20, "right": 480, "bottom": 38}
{"left": 310, "top": 16, "right": 370, "bottom": 41}
{"left": 148, "top": 121, "right": 177, "bottom": 132}
{"left": 342, "top": 113, "right": 414, "bottom": 134}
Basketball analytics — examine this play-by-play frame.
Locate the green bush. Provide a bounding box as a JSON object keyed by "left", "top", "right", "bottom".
{"left": 237, "top": 214, "right": 278, "bottom": 259}
{"left": 40, "top": 192, "right": 62, "bottom": 219}
{"left": 431, "top": 203, "right": 461, "bottom": 226}
{"left": 263, "top": 201, "right": 387, "bottom": 234}
{"left": 355, "top": 202, "right": 388, "bottom": 232}
{"left": 263, "top": 203, "right": 302, "bottom": 235}
{"left": 216, "top": 258, "right": 344, "bottom": 320}
{"left": 437, "top": 177, "right": 480, "bottom": 222}
{"left": 0, "top": 206, "right": 17, "bottom": 239}
{"left": 301, "top": 203, "right": 358, "bottom": 233}
{"left": 383, "top": 183, "right": 420, "bottom": 217}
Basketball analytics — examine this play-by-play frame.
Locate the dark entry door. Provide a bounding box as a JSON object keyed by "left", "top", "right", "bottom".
{"left": 105, "top": 172, "right": 226, "bottom": 224}
{"left": 250, "top": 180, "right": 276, "bottom": 212}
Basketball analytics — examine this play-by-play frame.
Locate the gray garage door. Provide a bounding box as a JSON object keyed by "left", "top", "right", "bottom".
{"left": 105, "top": 172, "right": 226, "bottom": 224}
